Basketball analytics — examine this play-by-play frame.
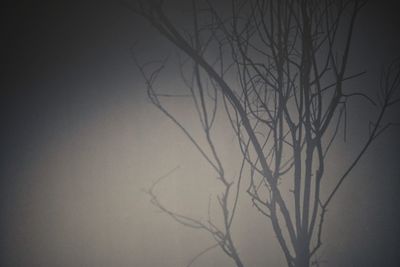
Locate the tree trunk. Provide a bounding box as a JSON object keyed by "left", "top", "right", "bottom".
{"left": 294, "top": 238, "right": 310, "bottom": 267}
{"left": 294, "top": 254, "right": 310, "bottom": 267}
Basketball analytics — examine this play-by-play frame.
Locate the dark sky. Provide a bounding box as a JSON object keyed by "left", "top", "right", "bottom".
{"left": 1, "top": 1, "right": 400, "bottom": 266}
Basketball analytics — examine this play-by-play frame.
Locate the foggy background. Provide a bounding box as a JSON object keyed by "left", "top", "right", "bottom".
{"left": 1, "top": 1, "right": 399, "bottom": 266}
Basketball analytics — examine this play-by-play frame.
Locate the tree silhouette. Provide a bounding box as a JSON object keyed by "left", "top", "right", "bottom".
{"left": 126, "top": 0, "right": 400, "bottom": 266}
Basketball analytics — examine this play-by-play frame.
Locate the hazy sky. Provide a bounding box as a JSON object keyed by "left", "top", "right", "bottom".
{"left": 1, "top": 1, "right": 400, "bottom": 266}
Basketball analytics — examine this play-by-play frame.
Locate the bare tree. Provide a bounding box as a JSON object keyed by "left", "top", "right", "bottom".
{"left": 125, "top": 0, "right": 400, "bottom": 266}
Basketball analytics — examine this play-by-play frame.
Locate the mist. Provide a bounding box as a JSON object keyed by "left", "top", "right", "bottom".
{"left": 1, "top": 1, "right": 400, "bottom": 266}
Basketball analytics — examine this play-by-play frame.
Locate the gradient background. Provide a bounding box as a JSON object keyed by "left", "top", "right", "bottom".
{"left": 1, "top": 1, "right": 400, "bottom": 266}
